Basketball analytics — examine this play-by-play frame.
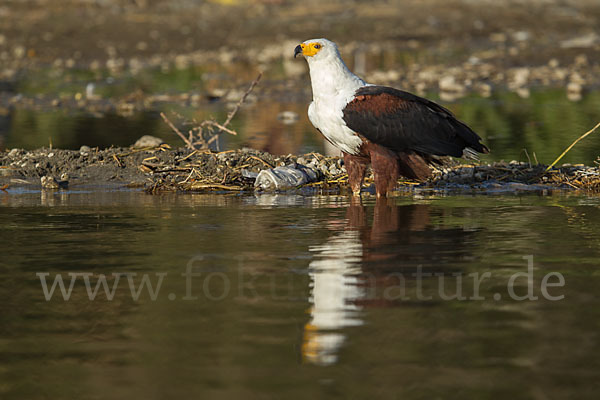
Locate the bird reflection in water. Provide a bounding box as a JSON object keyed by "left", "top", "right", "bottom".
{"left": 302, "top": 198, "right": 476, "bottom": 365}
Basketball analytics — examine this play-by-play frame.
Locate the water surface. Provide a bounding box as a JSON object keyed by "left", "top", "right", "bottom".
{"left": 1, "top": 190, "right": 599, "bottom": 399}
{"left": 2, "top": 88, "right": 600, "bottom": 165}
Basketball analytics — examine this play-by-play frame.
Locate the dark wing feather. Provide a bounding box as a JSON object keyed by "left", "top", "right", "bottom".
{"left": 342, "top": 86, "right": 489, "bottom": 157}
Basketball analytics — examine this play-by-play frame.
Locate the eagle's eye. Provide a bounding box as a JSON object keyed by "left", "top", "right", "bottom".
{"left": 314, "top": 44, "right": 322, "bottom": 49}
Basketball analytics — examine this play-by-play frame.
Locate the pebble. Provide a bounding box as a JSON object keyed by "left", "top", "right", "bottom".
{"left": 8, "top": 148, "right": 20, "bottom": 158}
{"left": 41, "top": 176, "right": 60, "bottom": 189}
{"left": 80, "top": 145, "right": 91, "bottom": 155}
{"left": 133, "top": 135, "right": 164, "bottom": 148}
{"left": 0, "top": 167, "right": 14, "bottom": 177}
{"left": 438, "top": 75, "right": 465, "bottom": 93}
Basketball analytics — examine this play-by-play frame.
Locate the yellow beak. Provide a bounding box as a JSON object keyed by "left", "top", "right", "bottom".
{"left": 294, "top": 43, "right": 319, "bottom": 58}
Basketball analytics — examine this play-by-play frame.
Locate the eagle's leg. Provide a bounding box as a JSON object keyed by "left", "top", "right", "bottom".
{"left": 343, "top": 153, "right": 368, "bottom": 196}
{"left": 369, "top": 144, "right": 399, "bottom": 197}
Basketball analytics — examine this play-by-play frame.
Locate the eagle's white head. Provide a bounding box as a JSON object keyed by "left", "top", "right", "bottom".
{"left": 294, "top": 38, "right": 366, "bottom": 101}
{"left": 294, "top": 38, "right": 340, "bottom": 64}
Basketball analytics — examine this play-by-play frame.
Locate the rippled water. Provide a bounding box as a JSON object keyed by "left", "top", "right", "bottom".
{"left": 1, "top": 190, "right": 599, "bottom": 399}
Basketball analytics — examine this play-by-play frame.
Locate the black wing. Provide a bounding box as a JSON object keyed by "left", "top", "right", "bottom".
{"left": 342, "top": 86, "right": 489, "bottom": 157}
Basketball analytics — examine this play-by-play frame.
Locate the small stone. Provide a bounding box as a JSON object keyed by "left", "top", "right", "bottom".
{"left": 48, "top": 152, "right": 54, "bottom": 158}
{"left": 439, "top": 76, "right": 465, "bottom": 93}
{"left": 567, "top": 82, "right": 582, "bottom": 93}
{"left": 8, "top": 148, "right": 20, "bottom": 158}
{"left": 474, "top": 82, "right": 492, "bottom": 98}
{"left": 515, "top": 87, "right": 530, "bottom": 99}
{"left": 133, "top": 135, "right": 164, "bottom": 148}
{"left": 548, "top": 58, "right": 559, "bottom": 68}
{"left": 0, "top": 168, "right": 14, "bottom": 177}
{"left": 41, "top": 176, "right": 60, "bottom": 189}
{"left": 80, "top": 145, "right": 91, "bottom": 155}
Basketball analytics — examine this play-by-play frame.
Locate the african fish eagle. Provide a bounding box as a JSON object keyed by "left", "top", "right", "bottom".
{"left": 294, "top": 38, "right": 489, "bottom": 197}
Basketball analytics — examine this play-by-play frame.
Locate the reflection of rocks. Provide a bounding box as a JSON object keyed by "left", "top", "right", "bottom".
{"left": 235, "top": 100, "right": 308, "bottom": 155}
{"left": 275, "top": 111, "right": 299, "bottom": 125}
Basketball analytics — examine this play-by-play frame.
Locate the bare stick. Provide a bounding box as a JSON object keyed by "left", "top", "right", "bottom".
{"left": 546, "top": 121, "right": 600, "bottom": 171}
{"left": 522, "top": 148, "right": 531, "bottom": 167}
{"left": 207, "top": 134, "right": 220, "bottom": 146}
{"left": 222, "top": 72, "right": 262, "bottom": 128}
{"left": 202, "top": 120, "right": 237, "bottom": 136}
{"left": 161, "top": 73, "right": 261, "bottom": 150}
{"left": 161, "top": 112, "right": 196, "bottom": 150}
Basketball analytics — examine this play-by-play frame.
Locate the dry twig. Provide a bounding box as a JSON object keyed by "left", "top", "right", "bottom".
{"left": 161, "top": 112, "right": 196, "bottom": 149}
{"left": 161, "top": 73, "right": 262, "bottom": 150}
{"left": 547, "top": 121, "right": 600, "bottom": 171}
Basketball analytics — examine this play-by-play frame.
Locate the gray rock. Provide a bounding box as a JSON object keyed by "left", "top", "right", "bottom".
{"left": 80, "top": 145, "right": 91, "bottom": 155}
{"left": 0, "top": 168, "right": 15, "bottom": 177}
{"left": 8, "top": 148, "right": 21, "bottom": 158}
{"left": 133, "top": 135, "right": 164, "bottom": 148}
{"left": 41, "top": 176, "right": 60, "bottom": 189}
{"left": 41, "top": 175, "right": 68, "bottom": 189}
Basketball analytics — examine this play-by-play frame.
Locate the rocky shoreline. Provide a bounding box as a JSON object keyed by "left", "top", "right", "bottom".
{"left": 1, "top": 0, "right": 599, "bottom": 115}
{"left": 2, "top": 145, "right": 599, "bottom": 194}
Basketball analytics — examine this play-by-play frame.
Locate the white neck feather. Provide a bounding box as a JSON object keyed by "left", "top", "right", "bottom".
{"left": 307, "top": 51, "right": 365, "bottom": 101}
